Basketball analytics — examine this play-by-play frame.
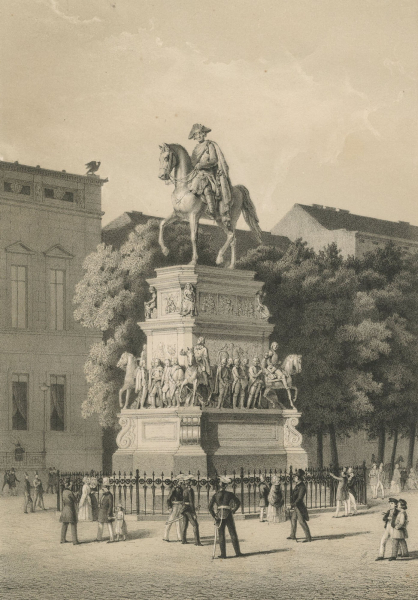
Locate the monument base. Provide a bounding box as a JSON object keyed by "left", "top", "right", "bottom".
{"left": 113, "top": 407, "right": 308, "bottom": 476}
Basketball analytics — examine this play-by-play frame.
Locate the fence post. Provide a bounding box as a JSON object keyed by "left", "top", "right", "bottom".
{"left": 363, "top": 463, "right": 368, "bottom": 505}
{"left": 135, "top": 469, "right": 140, "bottom": 515}
{"left": 240, "top": 467, "right": 244, "bottom": 514}
{"left": 56, "top": 470, "right": 61, "bottom": 511}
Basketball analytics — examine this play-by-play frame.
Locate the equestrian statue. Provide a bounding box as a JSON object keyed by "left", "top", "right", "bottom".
{"left": 158, "top": 124, "right": 263, "bottom": 269}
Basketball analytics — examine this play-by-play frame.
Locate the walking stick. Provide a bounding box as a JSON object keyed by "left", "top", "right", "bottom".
{"left": 212, "top": 523, "right": 218, "bottom": 560}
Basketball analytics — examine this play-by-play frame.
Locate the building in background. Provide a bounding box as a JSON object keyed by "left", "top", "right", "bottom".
{"left": 0, "top": 160, "right": 106, "bottom": 475}
{"left": 272, "top": 203, "right": 418, "bottom": 258}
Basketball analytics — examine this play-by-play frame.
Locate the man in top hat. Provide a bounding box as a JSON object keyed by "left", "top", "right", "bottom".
{"left": 60, "top": 479, "right": 79, "bottom": 544}
{"left": 376, "top": 497, "right": 399, "bottom": 560}
{"left": 96, "top": 478, "right": 114, "bottom": 543}
{"left": 287, "top": 469, "right": 312, "bottom": 542}
{"left": 209, "top": 476, "right": 242, "bottom": 559}
{"left": 180, "top": 475, "right": 203, "bottom": 546}
{"left": 187, "top": 124, "right": 232, "bottom": 227}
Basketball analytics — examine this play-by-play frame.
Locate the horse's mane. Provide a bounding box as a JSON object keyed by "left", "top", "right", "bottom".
{"left": 168, "top": 144, "right": 192, "bottom": 170}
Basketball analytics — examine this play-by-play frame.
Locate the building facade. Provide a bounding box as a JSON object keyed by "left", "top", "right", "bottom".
{"left": 0, "top": 161, "right": 106, "bottom": 474}
{"left": 272, "top": 203, "right": 418, "bottom": 258}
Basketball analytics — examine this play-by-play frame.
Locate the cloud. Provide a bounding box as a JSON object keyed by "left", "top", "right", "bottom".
{"left": 39, "top": 0, "right": 101, "bottom": 25}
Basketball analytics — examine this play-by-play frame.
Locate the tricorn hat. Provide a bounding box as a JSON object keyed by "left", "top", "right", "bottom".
{"left": 188, "top": 123, "right": 211, "bottom": 139}
{"left": 388, "top": 497, "right": 398, "bottom": 504}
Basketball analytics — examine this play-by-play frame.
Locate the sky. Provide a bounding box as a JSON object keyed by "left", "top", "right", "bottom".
{"left": 0, "top": 0, "right": 417, "bottom": 230}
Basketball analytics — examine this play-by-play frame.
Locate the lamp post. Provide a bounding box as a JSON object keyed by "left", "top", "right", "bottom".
{"left": 40, "top": 383, "right": 49, "bottom": 459}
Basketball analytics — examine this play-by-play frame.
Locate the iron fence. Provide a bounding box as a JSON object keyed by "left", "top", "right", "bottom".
{"left": 57, "top": 465, "right": 367, "bottom": 515}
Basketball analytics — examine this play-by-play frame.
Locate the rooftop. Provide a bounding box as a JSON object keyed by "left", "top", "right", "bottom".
{"left": 0, "top": 160, "right": 108, "bottom": 186}
{"left": 102, "top": 211, "right": 291, "bottom": 257}
{"left": 298, "top": 204, "right": 418, "bottom": 242}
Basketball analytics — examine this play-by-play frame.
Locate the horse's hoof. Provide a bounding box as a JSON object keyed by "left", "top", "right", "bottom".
{"left": 216, "top": 256, "right": 224, "bottom": 265}
{"left": 161, "top": 247, "right": 169, "bottom": 257}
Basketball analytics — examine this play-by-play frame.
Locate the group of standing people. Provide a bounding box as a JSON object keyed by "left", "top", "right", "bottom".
{"left": 329, "top": 466, "right": 358, "bottom": 517}
{"left": 60, "top": 476, "right": 128, "bottom": 545}
{"left": 369, "top": 462, "right": 418, "bottom": 498}
{"left": 2, "top": 468, "right": 19, "bottom": 495}
{"left": 376, "top": 497, "right": 409, "bottom": 561}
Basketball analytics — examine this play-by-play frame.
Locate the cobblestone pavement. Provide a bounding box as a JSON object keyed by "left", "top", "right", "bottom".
{"left": 1, "top": 491, "right": 417, "bottom": 600}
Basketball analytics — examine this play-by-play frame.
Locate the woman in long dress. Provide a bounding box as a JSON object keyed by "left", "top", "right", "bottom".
{"left": 368, "top": 463, "right": 378, "bottom": 499}
{"left": 267, "top": 476, "right": 284, "bottom": 524}
{"left": 390, "top": 464, "right": 401, "bottom": 494}
{"left": 77, "top": 476, "right": 93, "bottom": 522}
{"left": 330, "top": 468, "right": 349, "bottom": 518}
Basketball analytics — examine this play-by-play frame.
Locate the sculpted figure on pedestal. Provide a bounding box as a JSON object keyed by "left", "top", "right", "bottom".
{"left": 144, "top": 286, "right": 157, "bottom": 320}
{"left": 214, "top": 357, "right": 232, "bottom": 409}
{"left": 148, "top": 358, "right": 164, "bottom": 408}
{"left": 255, "top": 290, "right": 271, "bottom": 320}
{"left": 162, "top": 359, "right": 173, "bottom": 407}
{"left": 247, "top": 357, "right": 264, "bottom": 409}
{"left": 168, "top": 358, "right": 185, "bottom": 407}
{"left": 231, "top": 358, "right": 248, "bottom": 409}
{"left": 134, "top": 357, "right": 148, "bottom": 409}
{"left": 117, "top": 352, "right": 138, "bottom": 409}
{"left": 180, "top": 283, "right": 197, "bottom": 317}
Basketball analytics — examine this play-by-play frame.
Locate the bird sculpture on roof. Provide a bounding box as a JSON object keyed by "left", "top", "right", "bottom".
{"left": 85, "top": 161, "right": 101, "bottom": 175}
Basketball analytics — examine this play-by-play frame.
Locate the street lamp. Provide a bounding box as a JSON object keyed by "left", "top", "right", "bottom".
{"left": 40, "top": 383, "right": 50, "bottom": 457}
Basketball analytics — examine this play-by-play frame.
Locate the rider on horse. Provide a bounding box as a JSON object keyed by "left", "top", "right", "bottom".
{"left": 188, "top": 124, "right": 232, "bottom": 229}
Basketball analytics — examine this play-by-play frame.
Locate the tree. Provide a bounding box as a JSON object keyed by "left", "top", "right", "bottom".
{"left": 73, "top": 219, "right": 216, "bottom": 426}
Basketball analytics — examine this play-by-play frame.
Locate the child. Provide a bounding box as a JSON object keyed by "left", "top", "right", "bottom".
{"left": 115, "top": 503, "right": 128, "bottom": 542}
{"left": 389, "top": 498, "right": 409, "bottom": 560}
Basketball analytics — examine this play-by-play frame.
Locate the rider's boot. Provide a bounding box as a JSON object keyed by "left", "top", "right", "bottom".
{"left": 203, "top": 187, "right": 217, "bottom": 220}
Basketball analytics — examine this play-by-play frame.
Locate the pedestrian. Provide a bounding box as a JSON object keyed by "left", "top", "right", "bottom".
{"left": 346, "top": 467, "right": 358, "bottom": 515}
{"left": 406, "top": 467, "right": 418, "bottom": 490}
{"left": 2, "top": 469, "right": 10, "bottom": 494}
{"left": 390, "top": 464, "right": 401, "bottom": 494}
{"left": 287, "top": 469, "right": 312, "bottom": 542}
{"left": 330, "top": 467, "right": 349, "bottom": 518}
{"left": 96, "top": 478, "right": 114, "bottom": 543}
{"left": 180, "top": 475, "right": 203, "bottom": 546}
{"left": 389, "top": 499, "right": 409, "bottom": 560}
{"left": 52, "top": 467, "right": 59, "bottom": 494}
{"left": 114, "top": 504, "right": 128, "bottom": 542}
{"left": 376, "top": 463, "right": 385, "bottom": 499}
{"left": 368, "top": 463, "right": 378, "bottom": 499}
{"left": 258, "top": 474, "right": 270, "bottom": 522}
{"left": 267, "top": 475, "right": 283, "bottom": 524}
{"left": 46, "top": 468, "right": 54, "bottom": 494}
{"left": 60, "top": 479, "right": 79, "bottom": 545}
{"left": 89, "top": 476, "right": 99, "bottom": 521}
{"left": 78, "top": 476, "right": 93, "bottom": 522}
{"left": 33, "top": 472, "right": 45, "bottom": 510}
{"left": 163, "top": 478, "right": 184, "bottom": 542}
{"left": 8, "top": 468, "right": 19, "bottom": 496}
{"left": 23, "top": 473, "right": 34, "bottom": 513}
{"left": 209, "top": 475, "right": 243, "bottom": 559}
{"left": 400, "top": 468, "right": 408, "bottom": 492}
{"left": 375, "top": 497, "right": 399, "bottom": 560}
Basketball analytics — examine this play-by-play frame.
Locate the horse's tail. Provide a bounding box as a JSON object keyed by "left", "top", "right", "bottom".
{"left": 237, "top": 185, "right": 263, "bottom": 244}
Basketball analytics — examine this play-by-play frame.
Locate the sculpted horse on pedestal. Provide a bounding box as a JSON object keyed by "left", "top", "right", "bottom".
{"left": 117, "top": 352, "right": 138, "bottom": 409}
{"left": 158, "top": 144, "right": 262, "bottom": 269}
{"left": 263, "top": 354, "right": 302, "bottom": 410}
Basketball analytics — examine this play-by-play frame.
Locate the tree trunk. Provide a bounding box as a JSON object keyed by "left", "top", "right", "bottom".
{"left": 317, "top": 431, "right": 324, "bottom": 469}
{"left": 377, "top": 423, "right": 385, "bottom": 465}
{"left": 329, "top": 424, "right": 339, "bottom": 470}
{"left": 390, "top": 428, "right": 399, "bottom": 481}
{"left": 407, "top": 419, "right": 417, "bottom": 469}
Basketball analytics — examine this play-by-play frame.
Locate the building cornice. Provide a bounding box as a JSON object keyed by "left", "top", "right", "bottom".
{"left": 0, "top": 161, "right": 108, "bottom": 186}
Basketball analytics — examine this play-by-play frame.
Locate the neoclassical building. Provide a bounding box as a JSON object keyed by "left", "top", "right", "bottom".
{"left": 0, "top": 160, "right": 106, "bottom": 473}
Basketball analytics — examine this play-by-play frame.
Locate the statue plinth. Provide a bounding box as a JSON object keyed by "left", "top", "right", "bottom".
{"left": 113, "top": 407, "right": 307, "bottom": 475}
{"left": 112, "top": 265, "right": 307, "bottom": 474}
{"left": 139, "top": 264, "right": 273, "bottom": 370}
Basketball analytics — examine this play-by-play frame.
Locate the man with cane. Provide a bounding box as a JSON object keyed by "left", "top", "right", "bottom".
{"left": 209, "top": 476, "right": 243, "bottom": 559}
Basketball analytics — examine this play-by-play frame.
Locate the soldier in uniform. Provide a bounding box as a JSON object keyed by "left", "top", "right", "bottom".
{"left": 287, "top": 469, "right": 312, "bottom": 542}
{"left": 161, "top": 359, "right": 173, "bottom": 407}
{"left": 209, "top": 476, "right": 243, "bottom": 559}
{"left": 231, "top": 358, "right": 248, "bottom": 409}
{"left": 148, "top": 358, "right": 164, "bottom": 408}
{"left": 188, "top": 124, "right": 233, "bottom": 228}
{"left": 193, "top": 337, "right": 211, "bottom": 388}
{"left": 247, "top": 357, "right": 264, "bottom": 409}
{"left": 180, "top": 475, "right": 203, "bottom": 546}
{"left": 135, "top": 357, "right": 148, "bottom": 409}
{"left": 214, "top": 357, "right": 232, "bottom": 409}
{"left": 163, "top": 477, "right": 184, "bottom": 542}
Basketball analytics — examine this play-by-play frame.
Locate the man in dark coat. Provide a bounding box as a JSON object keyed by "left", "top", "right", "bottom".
{"left": 8, "top": 468, "right": 19, "bottom": 496}
{"left": 180, "top": 475, "right": 203, "bottom": 546}
{"left": 59, "top": 479, "right": 79, "bottom": 544}
{"left": 96, "top": 478, "right": 114, "bottom": 543}
{"left": 2, "top": 469, "right": 10, "bottom": 494}
{"left": 209, "top": 476, "right": 242, "bottom": 559}
{"left": 23, "top": 473, "right": 33, "bottom": 513}
{"left": 287, "top": 469, "right": 312, "bottom": 542}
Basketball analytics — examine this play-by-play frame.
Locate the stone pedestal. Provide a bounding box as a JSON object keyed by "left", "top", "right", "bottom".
{"left": 113, "top": 407, "right": 307, "bottom": 475}
{"left": 139, "top": 264, "right": 273, "bottom": 369}
{"left": 112, "top": 264, "right": 308, "bottom": 475}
